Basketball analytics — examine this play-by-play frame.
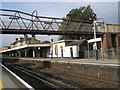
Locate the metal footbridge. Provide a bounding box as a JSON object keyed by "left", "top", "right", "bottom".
{"left": 0, "top": 9, "right": 119, "bottom": 35}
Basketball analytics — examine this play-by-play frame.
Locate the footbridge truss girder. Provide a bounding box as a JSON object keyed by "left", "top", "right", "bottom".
{"left": 0, "top": 9, "right": 114, "bottom": 35}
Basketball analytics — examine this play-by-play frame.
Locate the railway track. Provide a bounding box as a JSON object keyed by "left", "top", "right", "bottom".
{"left": 15, "top": 63, "right": 118, "bottom": 88}
{"left": 2, "top": 63, "right": 73, "bottom": 90}
{"left": 2, "top": 62, "right": 119, "bottom": 89}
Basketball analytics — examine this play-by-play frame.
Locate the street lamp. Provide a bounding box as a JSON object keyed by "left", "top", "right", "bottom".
{"left": 93, "top": 18, "right": 104, "bottom": 60}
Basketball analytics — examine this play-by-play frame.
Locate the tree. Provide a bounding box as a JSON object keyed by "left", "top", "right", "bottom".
{"left": 59, "top": 5, "right": 97, "bottom": 40}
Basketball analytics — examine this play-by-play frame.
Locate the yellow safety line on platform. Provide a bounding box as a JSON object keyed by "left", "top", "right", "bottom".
{"left": 0, "top": 80, "right": 4, "bottom": 90}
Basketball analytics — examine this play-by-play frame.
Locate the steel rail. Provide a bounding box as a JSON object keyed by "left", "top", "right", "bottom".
{"left": 12, "top": 66, "right": 61, "bottom": 88}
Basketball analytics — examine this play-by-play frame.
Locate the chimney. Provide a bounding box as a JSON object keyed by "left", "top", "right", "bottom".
{"left": 51, "top": 39, "right": 53, "bottom": 42}
{"left": 16, "top": 38, "right": 18, "bottom": 42}
{"left": 24, "top": 34, "right": 28, "bottom": 41}
{"left": 32, "top": 34, "right": 35, "bottom": 41}
{"left": 20, "top": 37, "right": 23, "bottom": 40}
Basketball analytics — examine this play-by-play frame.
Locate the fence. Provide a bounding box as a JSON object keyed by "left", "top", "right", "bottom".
{"left": 84, "top": 48, "right": 120, "bottom": 59}
{"left": 106, "top": 24, "right": 120, "bottom": 33}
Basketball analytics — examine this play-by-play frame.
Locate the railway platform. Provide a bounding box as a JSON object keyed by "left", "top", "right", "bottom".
{"left": 19, "top": 58, "right": 119, "bottom": 66}
{"left": 0, "top": 63, "right": 33, "bottom": 89}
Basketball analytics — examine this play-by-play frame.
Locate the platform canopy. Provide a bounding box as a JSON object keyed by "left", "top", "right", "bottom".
{"left": 0, "top": 44, "right": 50, "bottom": 53}
{"left": 87, "top": 38, "right": 102, "bottom": 43}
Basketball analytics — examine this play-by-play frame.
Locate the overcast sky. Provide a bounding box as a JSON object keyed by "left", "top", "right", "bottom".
{"left": 0, "top": 1, "right": 119, "bottom": 47}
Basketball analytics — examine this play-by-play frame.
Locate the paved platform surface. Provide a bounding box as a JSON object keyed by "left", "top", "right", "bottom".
{"left": 0, "top": 64, "right": 27, "bottom": 89}
{"left": 19, "top": 58, "right": 119, "bottom": 66}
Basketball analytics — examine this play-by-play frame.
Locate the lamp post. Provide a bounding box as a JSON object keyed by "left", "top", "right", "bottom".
{"left": 51, "top": 39, "right": 53, "bottom": 59}
{"left": 93, "top": 18, "right": 104, "bottom": 60}
{"left": 49, "top": 35, "right": 53, "bottom": 59}
{"left": 93, "top": 21, "right": 98, "bottom": 60}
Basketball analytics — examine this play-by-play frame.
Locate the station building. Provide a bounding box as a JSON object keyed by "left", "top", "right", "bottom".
{"left": 1, "top": 35, "right": 50, "bottom": 58}
{"left": 1, "top": 36, "right": 92, "bottom": 58}
{"left": 49, "top": 40, "right": 92, "bottom": 58}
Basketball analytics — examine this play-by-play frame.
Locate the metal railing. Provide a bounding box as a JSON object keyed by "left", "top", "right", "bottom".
{"left": 84, "top": 48, "right": 120, "bottom": 59}
{"left": 106, "top": 24, "right": 120, "bottom": 33}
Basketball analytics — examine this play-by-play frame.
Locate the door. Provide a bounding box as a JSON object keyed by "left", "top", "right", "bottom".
{"left": 70, "top": 47, "right": 73, "bottom": 58}
{"left": 61, "top": 49, "right": 63, "bottom": 57}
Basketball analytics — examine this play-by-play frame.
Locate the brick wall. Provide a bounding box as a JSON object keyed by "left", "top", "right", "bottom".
{"left": 102, "top": 33, "right": 112, "bottom": 49}
{"left": 102, "top": 33, "right": 120, "bottom": 49}
{"left": 116, "top": 34, "right": 120, "bottom": 48}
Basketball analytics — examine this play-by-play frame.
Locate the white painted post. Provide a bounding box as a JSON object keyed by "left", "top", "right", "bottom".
{"left": 18, "top": 51, "right": 21, "bottom": 57}
{"left": 101, "top": 39, "right": 104, "bottom": 59}
{"left": 77, "top": 44, "right": 79, "bottom": 58}
{"left": 33, "top": 49, "right": 35, "bottom": 57}
{"left": 25, "top": 49, "right": 27, "bottom": 57}
{"left": 25, "top": 51, "right": 27, "bottom": 57}
{"left": 87, "top": 43, "right": 90, "bottom": 59}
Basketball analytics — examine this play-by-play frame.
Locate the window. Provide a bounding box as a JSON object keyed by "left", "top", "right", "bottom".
{"left": 55, "top": 45, "right": 58, "bottom": 55}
